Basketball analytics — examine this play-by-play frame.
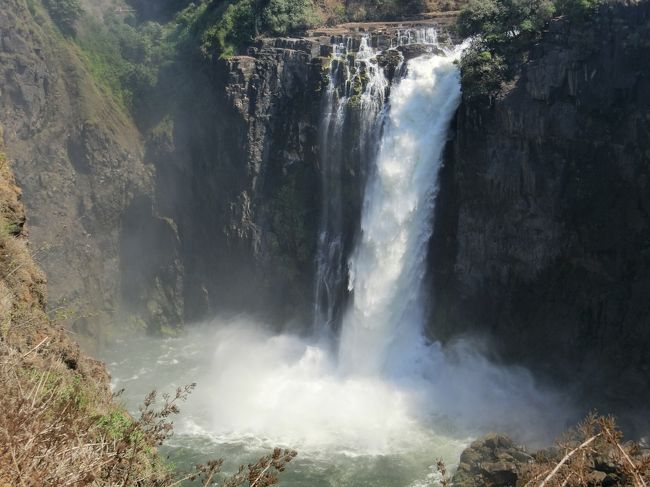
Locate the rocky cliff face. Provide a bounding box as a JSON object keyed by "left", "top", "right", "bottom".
{"left": 0, "top": 139, "right": 109, "bottom": 399}
{"left": 431, "top": 2, "right": 650, "bottom": 422}
{"left": 0, "top": 0, "right": 184, "bottom": 336}
{"left": 2, "top": 0, "right": 450, "bottom": 333}
{"left": 147, "top": 39, "right": 329, "bottom": 326}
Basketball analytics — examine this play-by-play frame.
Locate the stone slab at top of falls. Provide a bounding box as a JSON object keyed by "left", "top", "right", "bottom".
{"left": 247, "top": 16, "right": 459, "bottom": 59}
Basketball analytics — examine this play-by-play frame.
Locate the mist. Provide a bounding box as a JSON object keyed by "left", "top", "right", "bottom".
{"left": 107, "top": 315, "right": 574, "bottom": 467}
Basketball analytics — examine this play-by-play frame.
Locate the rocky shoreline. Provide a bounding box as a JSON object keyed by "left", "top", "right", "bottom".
{"left": 452, "top": 424, "right": 650, "bottom": 486}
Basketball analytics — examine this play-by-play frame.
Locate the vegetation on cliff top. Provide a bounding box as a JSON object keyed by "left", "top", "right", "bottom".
{"left": 165, "top": 0, "right": 427, "bottom": 60}
{"left": 43, "top": 0, "right": 432, "bottom": 115}
{"left": 457, "top": 0, "right": 603, "bottom": 96}
{"left": 43, "top": 0, "right": 83, "bottom": 34}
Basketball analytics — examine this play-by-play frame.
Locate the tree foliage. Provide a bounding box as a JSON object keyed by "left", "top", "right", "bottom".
{"left": 458, "top": 44, "right": 507, "bottom": 97}
{"left": 76, "top": 14, "right": 173, "bottom": 113}
{"left": 263, "top": 0, "right": 322, "bottom": 36}
{"left": 44, "top": 0, "right": 84, "bottom": 35}
{"left": 195, "top": 0, "right": 321, "bottom": 59}
{"left": 458, "top": 0, "right": 556, "bottom": 45}
{"left": 555, "top": 0, "right": 602, "bottom": 21}
{"left": 457, "top": 0, "right": 603, "bottom": 97}
{"left": 199, "top": 0, "right": 257, "bottom": 59}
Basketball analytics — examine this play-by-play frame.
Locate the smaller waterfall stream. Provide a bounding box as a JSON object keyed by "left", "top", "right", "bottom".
{"left": 313, "top": 36, "right": 388, "bottom": 332}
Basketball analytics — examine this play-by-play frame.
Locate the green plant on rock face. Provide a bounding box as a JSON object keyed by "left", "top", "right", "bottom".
{"left": 457, "top": 0, "right": 602, "bottom": 97}
{"left": 458, "top": 0, "right": 556, "bottom": 46}
{"left": 44, "top": 0, "right": 83, "bottom": 35}
{"left": 0, "top": 216, "right": 20, "bottom": 238}
{"left": 459, "top": 44, "right": 507, "bottom": 97}
{"left": 456, "top": 0, "right": 549, "bottom": 96}
{"left": 193, "top": 0, "right": 320, "bottom": 59}
{"left": 95, "top": 409, "right": 136, "bottom": 441}
{"left": 76, "top": 14, "right": 173, "bottom": 112}
{"left": 200, "top": 0, "right": 256, "bottom": 59}
{"left": 555, "top": 0, "right": 602, "bottom": 21}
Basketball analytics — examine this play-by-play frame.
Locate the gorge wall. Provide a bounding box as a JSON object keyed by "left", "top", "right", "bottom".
{"left": 148, "top": 38, "right": 328, "bottom": 327}
{"left": 158, "top": 28, "right": 456, "bottom": 328}
{"left": 430, "top": 2, "right": 650, "bottom": 423}
{"left": 0, "top": 0, "right": 183, "bottom": 338}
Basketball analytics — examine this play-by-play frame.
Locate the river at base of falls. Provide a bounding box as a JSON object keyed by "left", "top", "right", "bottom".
{"left": 103, "top": 323, "right": 467, "bottom": 487}
{"left": 102, "top": 319, "right": 570, "bottom": 487}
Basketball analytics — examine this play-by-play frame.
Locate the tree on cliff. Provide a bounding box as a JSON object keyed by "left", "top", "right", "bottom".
{"left": 457, "top": 0, "right": 602, "bottom": 96}
{"left": 44, "top": 0, "right": 84, "bottom": 35}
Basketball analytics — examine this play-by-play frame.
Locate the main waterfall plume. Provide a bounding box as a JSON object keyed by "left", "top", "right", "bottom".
{"left": 338, "top": 47, "right": 462, "bottom": 376}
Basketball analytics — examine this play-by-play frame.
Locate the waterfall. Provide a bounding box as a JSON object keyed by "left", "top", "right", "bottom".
{"left": 108, "top": 29, "right": 571, "bottom": 471}
{"left": 313, "top": 29, "right": 462, "bottom": 360}
{"left": 313, "top": 36, "right": 388, "bottom": 333}
{"left": 312, "top": 49, "right": 347, "bottom": 333}
{"left": 338, "top": 45, "right": 464, "bottom": 375}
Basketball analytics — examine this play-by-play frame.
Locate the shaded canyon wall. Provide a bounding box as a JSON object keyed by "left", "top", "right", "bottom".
{"left": 430, "top": 3, "right": 650, "bottom": 421}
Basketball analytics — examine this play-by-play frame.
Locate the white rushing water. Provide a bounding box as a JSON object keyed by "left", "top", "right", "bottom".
{"left": 338, "top": 47, "right": 462, "bottom": 377}
{"left": 313, "top": 36, "right": 388, "bottom": 333}
{"left": 106, "top": 32, "right": 573, "bottom": 486}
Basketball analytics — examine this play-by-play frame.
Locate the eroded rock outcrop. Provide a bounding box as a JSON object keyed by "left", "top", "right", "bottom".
{"left": 452, "top": 435, "right": 532, "bottom": 487}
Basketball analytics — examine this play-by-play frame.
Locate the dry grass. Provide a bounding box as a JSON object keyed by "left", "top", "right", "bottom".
{"left": 521, "top": 414, "right": 650, "bottom": 487}
{"left": 0, "top": 144, "right": 296, "bottom": 486}
{"left": 0, "top": 343, "right": 296, "bottom": 486}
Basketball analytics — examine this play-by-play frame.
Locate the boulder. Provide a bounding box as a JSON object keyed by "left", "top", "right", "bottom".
{"left": 451, "top": 434, "right": 532, "bottom": 487}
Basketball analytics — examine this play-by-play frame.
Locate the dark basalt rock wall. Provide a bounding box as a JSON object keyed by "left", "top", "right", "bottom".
{"left": 149, "top": 40, "right": 330, "bottom": 326}
{"left": 430, "top": 3, "right": 650, "bottom": 423}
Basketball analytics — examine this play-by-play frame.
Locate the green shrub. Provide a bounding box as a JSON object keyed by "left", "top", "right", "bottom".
{"left": 457, "top": 0, "right": 603, "bottom": 97}
{"left": 191, "top": 0, "right": 320, "bottom": 59}
{"left": 95, "top": 409, "right": 133, "bottom": 440}
{"left": 77, "top": 15, "right": 173, "bottom": 111}
{"left": 200, "top": 0, "right": 256, "bottom": 59}
{"left": 44, "top": 0, "right": 83, "bottom": 35}
{"left": 459, "top": 44, "right": 507, "bottom": 97}
{"left": 458, "top": 0, "right": 556, "bottom": 45}
{"left": 263, "top": 0, "right": 321, "bottom": 36}
{"left": 555, "top": 0, "right": 602, "bottom": 21}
